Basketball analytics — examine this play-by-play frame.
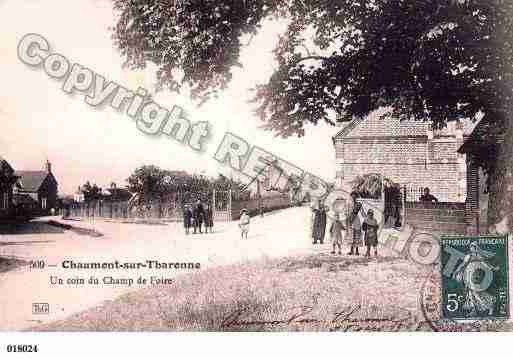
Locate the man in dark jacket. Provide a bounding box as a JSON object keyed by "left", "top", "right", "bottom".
{"left": 204, "top": 203, "right": 214, "bottom": 233}
{"left": 193, "top": 200, "right": 205, "bottom": 234}
{"left": 420, "top": 187, "right": 439, "bottom": 203}
{"left": 183, "top": 205, "right": 193, "bottom": 235}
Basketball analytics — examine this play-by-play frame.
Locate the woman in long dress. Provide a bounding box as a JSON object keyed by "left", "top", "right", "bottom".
{"left": 311, "top": 201, "right": 327, "bottom": 244}
{"left": 347, "top": 192, "right": 363, "bottom": 255}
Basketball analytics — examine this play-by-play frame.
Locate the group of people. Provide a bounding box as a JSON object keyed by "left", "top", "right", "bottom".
{"left": 183, "top": 200, "right": 252, "bottom": 240}
{"left": 311, "top": 192, "right": 380, "bottom": 257}
{"left": 183, "top": 200, "right": 214, "bottom": 234}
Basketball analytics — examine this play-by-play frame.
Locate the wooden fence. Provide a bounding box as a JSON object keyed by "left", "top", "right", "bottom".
{"left": 64, "top": 190, "right": 293, "bottom": 222}
{"left": 66, "top": 200, "right": 185, "bottom": 221}
{"left": 231, "top": 193, "right": 292, "bottom": 220}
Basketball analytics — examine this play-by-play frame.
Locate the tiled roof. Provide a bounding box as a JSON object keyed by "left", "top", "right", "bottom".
{"left": 347, "top": 112, "right": 429, "bottom": 138}
{"left": 15, "top": 171, "right": 48, "bottom": 192}
{"left": 0, "top": 156, "right": 15, "bottom": 174}
{"left": 332, "top": 117, "right": 365, "bottom": 140}
{"left": 333, "top": 109, "right": 478, "bottom": 140}
{"left": 458, "top": 114, "right": 501, "bottom": 154}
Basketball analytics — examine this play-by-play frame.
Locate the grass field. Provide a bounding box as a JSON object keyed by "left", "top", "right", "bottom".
{"left": 35, "top": 251, "right": 439, "bottom": 332}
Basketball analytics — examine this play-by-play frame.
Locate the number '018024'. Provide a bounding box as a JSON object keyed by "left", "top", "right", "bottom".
{"left": 6, "top": 344, "right": 38, "bottom": 353}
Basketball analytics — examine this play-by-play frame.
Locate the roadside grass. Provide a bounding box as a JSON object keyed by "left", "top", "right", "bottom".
{"left": 47, "top": 220, "right": 103, "bottom": 237}
{"left": 34, "top": 251, "right": 440, "bottom": 332}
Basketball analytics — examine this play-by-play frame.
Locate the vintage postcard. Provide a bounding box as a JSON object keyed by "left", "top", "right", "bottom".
{"left": 1, "top": 0, "right": 513, "bottom": 343}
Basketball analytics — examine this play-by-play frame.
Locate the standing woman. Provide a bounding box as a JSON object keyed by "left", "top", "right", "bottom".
{"left": 205, "top": 203, "right": 214, "bottom": 233}
{"left": 319, "top": 204, "right": 327, "bottom": 244}
{"left": 347, "top": 192, "right": 363, "bottom": 255}
{"left": 312, "top": 200, "right": 327, "bottom": 245}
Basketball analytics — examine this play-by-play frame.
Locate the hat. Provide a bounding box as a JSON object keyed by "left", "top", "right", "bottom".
{"left": 240, "top": 208, "right": 248, "bottom": 214}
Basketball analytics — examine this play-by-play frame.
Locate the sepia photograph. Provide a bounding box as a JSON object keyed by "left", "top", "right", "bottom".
{"left": 1, "top": 1, "right": 513, "bottom": 354}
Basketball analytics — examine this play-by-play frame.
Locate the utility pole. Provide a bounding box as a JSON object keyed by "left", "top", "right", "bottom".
{"left": 257, "top": 175, "right": 263, "bottom": 217}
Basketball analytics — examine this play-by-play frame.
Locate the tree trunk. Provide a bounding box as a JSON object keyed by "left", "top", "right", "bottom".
{"left": 487, "top": 117, "right": 513, "bottom": 234}
{"left": 486, "top": 0, "right": 513, "bottom": 233}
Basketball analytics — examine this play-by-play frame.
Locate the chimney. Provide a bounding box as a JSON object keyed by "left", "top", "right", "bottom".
{"left": 45, "top": 160, "right": 52, "bottom": 173}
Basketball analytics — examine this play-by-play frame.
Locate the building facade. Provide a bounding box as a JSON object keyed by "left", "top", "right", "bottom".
{"left": 0, "top": 156, "right": 17, "bottom": 219}
{"left": 332, "top": 111, "right": 477, "bottom": 203}
{"left": 15, "top": 160, "right": 58, "bottom": 215}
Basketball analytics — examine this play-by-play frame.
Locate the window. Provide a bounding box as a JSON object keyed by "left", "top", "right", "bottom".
{"left": 42, "top": 197, "right": 47, "bottom": 209}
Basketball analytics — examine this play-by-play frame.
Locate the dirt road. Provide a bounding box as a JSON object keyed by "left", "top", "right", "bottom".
{"left": 0, "top": 207, "right": 320, "bottom": 330}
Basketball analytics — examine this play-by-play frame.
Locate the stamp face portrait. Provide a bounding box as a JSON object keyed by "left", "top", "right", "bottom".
{"left": 440, "top": 235, "right": 509, "bottom": 320}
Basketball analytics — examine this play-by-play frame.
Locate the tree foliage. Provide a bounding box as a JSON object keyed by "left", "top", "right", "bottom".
{"left": 126, "top": 165, "right": 246, "bottom": 202}
{"left": 112, "top": 0, "right": 513, "bottom": 226}
{"left": 112, "top": 0, "right": 283, "bottom": 102}
{"left": 81, "top": 181, "right": 102, "bottom": 201}
{"left": 112, "top": 0, "right": 512, "bottom": 139}
{"left": 350, "top": 173, "right": 400, "bottom": 199}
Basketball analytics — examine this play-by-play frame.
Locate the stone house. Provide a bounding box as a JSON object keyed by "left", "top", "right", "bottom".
{"left": 15, "top": 160, "right": 58, "bottom": 215}
{"left": 332, "top": 110, "right": 480, "bottom": 233}
{"left": 0, "top": 156, "right": 17, "bottom": 219}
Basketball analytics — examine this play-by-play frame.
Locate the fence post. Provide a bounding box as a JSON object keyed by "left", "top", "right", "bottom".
{"left": 228, "top": 189, "right": 232, "bottom": 221}
{"left": 402, "top": 185, "right": 407, "bottom": 226}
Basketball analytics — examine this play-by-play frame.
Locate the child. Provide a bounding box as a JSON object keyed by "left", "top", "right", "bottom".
{"left": 239, "top": 209, "right": 250, "bottom": 239}
{"left": 362, "top": 209, "right": 379, "bottom": 257}
{"left": 330, "top": 213, "right": 346, "bottom": 255}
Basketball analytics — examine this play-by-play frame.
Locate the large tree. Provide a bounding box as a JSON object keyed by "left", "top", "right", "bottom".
{"left": 80, "top": 181, "right": 102, "bottom": 201}
{"left": 126, "top": 165, "right": 247, "bottom": 202}
{"left": 127, "top": 165, "right": 182, "bottom": 200}
{"left": 112, "top": 0, "right": 513, "bottom": 229}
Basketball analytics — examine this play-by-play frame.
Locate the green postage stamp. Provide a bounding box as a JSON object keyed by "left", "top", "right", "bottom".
{"left": 441, "top": 235, "right": 509, "bottom": 320}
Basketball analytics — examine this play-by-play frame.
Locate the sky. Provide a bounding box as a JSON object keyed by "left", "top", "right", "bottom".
{"left": 0, "top": 0, "right": 339, "bottom": 195}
